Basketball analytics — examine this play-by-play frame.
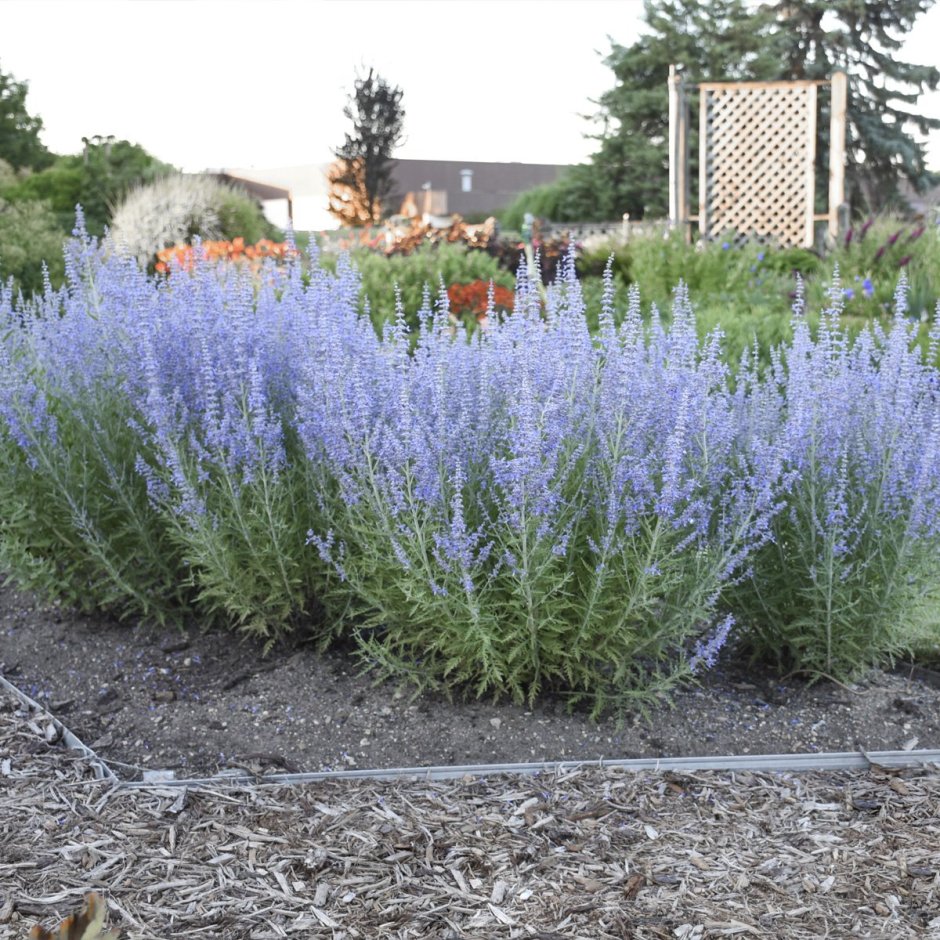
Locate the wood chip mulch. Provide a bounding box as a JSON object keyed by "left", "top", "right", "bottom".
{"left": 1, "top": 688, "right": 939, "bottom": 939}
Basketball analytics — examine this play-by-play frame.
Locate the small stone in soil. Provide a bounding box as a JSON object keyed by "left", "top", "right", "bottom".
{"left": 96, "top": 688, "right": 119, "bottom": 707}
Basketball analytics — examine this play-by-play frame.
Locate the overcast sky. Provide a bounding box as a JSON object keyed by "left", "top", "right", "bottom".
{"left": 5, "top": 0, "right": 940, "bottom": 176}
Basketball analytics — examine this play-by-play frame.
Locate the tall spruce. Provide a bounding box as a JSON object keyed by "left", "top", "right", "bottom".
{"left": 329, "top": 68, "right": 405, "bottom": 225}
{"left": 589, "top": 0, "right": 782, "bottom": 219}
{"left": 527, "top": 0, "right": 938, "bottom": 221}
{"left": 765, "top": 0, "right": 939, "bottom": 211}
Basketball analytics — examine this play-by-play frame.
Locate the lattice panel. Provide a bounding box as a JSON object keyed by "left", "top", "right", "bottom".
{"left": 700, "top": 82, "right": 817, "bottom": 247}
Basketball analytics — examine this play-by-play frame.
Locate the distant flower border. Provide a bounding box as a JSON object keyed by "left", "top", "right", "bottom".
{"left": 155, "top": 238, "right": 298, "bottom": 273}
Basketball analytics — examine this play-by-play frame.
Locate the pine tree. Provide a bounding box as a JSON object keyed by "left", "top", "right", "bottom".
{"left": 329, "top": 69, "right": 405, "bottom": 225}
{"left": 589, "top": 0, "right": 782, "bottom": 218}
{"left": 525, "top": 0, "right": 938, "bottom": 221}
{"left": 764, "top": 0, "right": 939, "bottom": 210}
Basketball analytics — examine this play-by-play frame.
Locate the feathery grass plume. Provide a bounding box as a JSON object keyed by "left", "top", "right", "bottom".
{"left": 109, "top": 173, "right": 277, "bottom": 269}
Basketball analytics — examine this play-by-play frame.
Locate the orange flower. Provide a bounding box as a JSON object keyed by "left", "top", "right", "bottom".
{"left": 447, "top": 280, "right": 514, "bottom": 321}
{"left": 154, "top": 238, "right": 298, "bottom": 275}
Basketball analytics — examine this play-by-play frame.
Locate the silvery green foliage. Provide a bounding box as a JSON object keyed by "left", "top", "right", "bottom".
{"left": 0, "top": 214, "right": 194, "bottom": 617}
{"left": 0, "top": 226, "right": 937, "bottom": 708}
{"left": 109, "top": 173, "right": 229, "bottom": 265}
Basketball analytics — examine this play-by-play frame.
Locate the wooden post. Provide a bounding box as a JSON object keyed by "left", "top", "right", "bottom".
{"left": 829, "top": 70, "right": 847, "bottom": 242}
{"left": 804, "top": 83, "right": 818, "bottom": 248}
{"left": 677, "top": 76, "right": 690, "bottom": 243}
{"left": 668, "top": 66, "right": 690, "bottom": 242}
{"left": 668, "top": 65, "right": 680, "bottom": 229}
{"left": 699, "top": 85, "right": 708, "bottom": 241}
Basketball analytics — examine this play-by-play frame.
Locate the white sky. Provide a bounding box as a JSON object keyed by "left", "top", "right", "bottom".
{"left": 4, "top": 0, "right": 940, "bottom": 172}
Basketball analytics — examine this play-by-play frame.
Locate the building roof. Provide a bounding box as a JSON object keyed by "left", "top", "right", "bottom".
{"left": 387, "top": 159, "right": 567, "bottom": 216}
{"left": 217, "top": 171, "right": 292, "bottom": 203}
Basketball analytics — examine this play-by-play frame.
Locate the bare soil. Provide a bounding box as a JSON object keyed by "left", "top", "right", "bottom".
{"left": 1, "top": 578, "right": 939, "bottom": 782}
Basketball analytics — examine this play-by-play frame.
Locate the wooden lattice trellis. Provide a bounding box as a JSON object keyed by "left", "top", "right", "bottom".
{"left": 701, "top": 81, "right": 816, "bottom": 246}
{"left": 668, "top": 68, "right": 847, "bottom": 248}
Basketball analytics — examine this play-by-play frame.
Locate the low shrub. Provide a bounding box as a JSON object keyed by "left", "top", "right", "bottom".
{"left": 0, "top": 195, "right": 66, "bottom": 295}
{"left": 805, "top": 215, "right": 940, "bottom": 321}
{"left": 447, "top": 279, "right": 514, "bottom": 326}
{"left": 321, "top": 241, "right": 514, "bottom": 335}
{"left": 154, "top": 237, "right": 298, "bottom": 274}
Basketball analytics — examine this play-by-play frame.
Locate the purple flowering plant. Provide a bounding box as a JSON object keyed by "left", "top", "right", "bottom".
{"left": 296, "top": 256, "right": 785, "bottom": 711}
{"left": 0, "top": 221, "right": 938, "bottom": 710}
{"left": 727, "top": 276, "right": 940, "bottom": 676}
{"left": 817, "top": 215, "right": 940, "bottom": 324}
{"left": 0, "top": 218, "right": 192, "bottom": 620}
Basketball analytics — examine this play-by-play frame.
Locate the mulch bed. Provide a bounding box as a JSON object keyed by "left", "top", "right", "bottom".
{"left": 2, "top": 686, "right": 939, "bottom": 940}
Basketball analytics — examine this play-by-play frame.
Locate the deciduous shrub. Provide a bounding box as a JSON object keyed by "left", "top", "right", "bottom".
{"left": 0, "top": 195, "right": 66, "bottom": 295}
{"left": 446, "top": 279, "right": 514, "bottom": 325}
{"left": 322, "top": 242, "right": 514, "bottom": 336}
{"left": 154, "top": 237, "right": 298, "bottom": 274}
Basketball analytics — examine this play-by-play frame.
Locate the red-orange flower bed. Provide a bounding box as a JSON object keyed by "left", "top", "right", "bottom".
{"left": 155, "top": 238, "right": 298, "bottom": 273}
{"left": 447, "top": 280, "right": 514, "bottom": 325}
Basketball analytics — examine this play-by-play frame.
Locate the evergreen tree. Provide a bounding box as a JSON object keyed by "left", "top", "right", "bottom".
{"left": 590, "top": 0, "right": 782, "bottom": 219}
{"left": 0, "top": 63, "right": 54, "bottom": 172}
{"left": 329, "top": 69, "right": 405, "bottom": 225}
{"left": 765, "top": 0, "right": 939, "bottom": 210}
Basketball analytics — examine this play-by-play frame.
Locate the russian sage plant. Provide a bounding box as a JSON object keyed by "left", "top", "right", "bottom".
{"left": 0, "top": 222, "right": 192, "bottom": 619}
{"left": 128, "top": 246, "right": 336, "bottom": 643}
{"left": 728, "top": 278, "right": 940, "bottom": 678}
{"left": 2, "top": 224, "right": 937, "bottom": 709}
{"left": 297, "top": 258, "right": 781, "bottom": 712}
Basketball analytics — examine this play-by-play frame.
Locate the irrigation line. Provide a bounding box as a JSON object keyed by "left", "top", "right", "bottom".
{"left": 2, "top": 672, "right": 938, "bottom": 790}
{"left": 0, "top": 671, "right": 118, "bottom": 782}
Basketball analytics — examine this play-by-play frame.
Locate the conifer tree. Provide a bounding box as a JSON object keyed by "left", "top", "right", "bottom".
{"left": 329, "top": 69, "right": 405, "bottom": 225}
{"left": 765, "top": 0, "right": 939, "bottom": 210}
{"left": 515, "top": 0, "right": 938, "bottom": 220}
{"left": 587, "top": 0, "right": 782, "bottom": 219}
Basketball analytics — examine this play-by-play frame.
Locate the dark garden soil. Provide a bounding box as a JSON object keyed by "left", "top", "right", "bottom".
{"left": 2, "top": 578, "right": 939, "bottom": 782}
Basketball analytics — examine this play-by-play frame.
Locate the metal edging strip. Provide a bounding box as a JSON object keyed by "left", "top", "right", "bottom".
{"left": 116, "top": 748, "right": 940, "bottom": 789}
{"left": 3, "top": 672, "right": 938, "bottom": 790}
{"left": 0, "top": 671, "right": 118, "bottom": 782}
